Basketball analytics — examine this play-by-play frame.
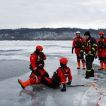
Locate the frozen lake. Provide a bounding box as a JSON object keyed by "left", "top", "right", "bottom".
{"left": 0, "top": 40, "right": 105, "bottom": 106}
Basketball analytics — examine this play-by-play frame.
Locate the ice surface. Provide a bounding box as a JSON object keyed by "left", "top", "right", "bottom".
{"left": 0, "top": 40, "right": 105, "bottom": 106}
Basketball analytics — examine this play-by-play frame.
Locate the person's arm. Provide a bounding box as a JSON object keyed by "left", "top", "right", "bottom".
{"left": 72, "top": 40, "right": 75, "bottom": 54}
{"left": 67, "top": 68, "right": 72, "bottom": 85}
{"left": 30, "top": 54, "right": 37, "bottom": 71}
{"left": 39, "top": 52, "right": 46, "bottom": 60}
{"left": 57, "top": 69, "right": 66, "bottom": 91}
{"left": 92, "top": 38, "right": 98, "bottom": 58}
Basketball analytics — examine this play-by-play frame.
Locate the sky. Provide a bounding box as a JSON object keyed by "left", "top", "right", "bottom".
{"left": 0, "top": 0, "right": 106, "bottom": 29}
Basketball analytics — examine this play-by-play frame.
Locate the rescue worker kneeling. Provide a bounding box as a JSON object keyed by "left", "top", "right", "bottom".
{"left": 18, "top": 45, "right": 52, "bottom": 89}
{"left": 55, "top": 57, "right": 72, "bottom": 91}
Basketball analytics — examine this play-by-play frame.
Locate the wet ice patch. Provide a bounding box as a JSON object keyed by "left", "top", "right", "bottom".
{"left": 73, "top": 92, "right": 83, "bottom": 105}
{"left": 45, "top": 95, "right": 58, "bottom": 106}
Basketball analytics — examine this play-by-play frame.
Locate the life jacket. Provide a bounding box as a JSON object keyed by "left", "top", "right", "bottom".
{"left": 56, "top": 66, "right": 72, "bottom": 84}
{"left": 86, "top": 37, "right": 96, "bottom": 47}
{"left": 73, "top": 37, "right": 84, "bottom": 48}
{"left": 98, "top": 38, "right": 106, "bottom": 49}
{"left": 61, "top": 67, "right": 70, "bottom": 78}
{"left": 72, "top": 37, "right": 85, "bottom": 55}
{"left": 84, "top": 37, "right": 97, "bottom": 54}
{"left": 30, "top": 51, "right": 45, "bottom": 70}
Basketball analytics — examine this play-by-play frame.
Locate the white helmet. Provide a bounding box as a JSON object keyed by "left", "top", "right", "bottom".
{"left": 76, "top": 31, "right": 80, "bottom": 34}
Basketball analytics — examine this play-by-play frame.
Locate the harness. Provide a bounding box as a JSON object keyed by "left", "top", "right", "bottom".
{"left": 61, "top": 67, "right": 69, "bottom": 78}
{"left": 30, "top": 52, "right": 45, "bottom": 74}
{"left": 34, "top": 52, "right": 45, "bottom": 69}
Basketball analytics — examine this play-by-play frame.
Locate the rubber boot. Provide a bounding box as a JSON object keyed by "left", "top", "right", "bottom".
{"left": 85, "top": 70, "right": 90, "bottom": 79}
{"left": 77, "top": 60, "right": 80, "bottom": 69}
{"left": 18, "top": 79, "right": 31, "bottom": 89}
{"left": 102, "top": 62, "right": 105, "bottom": 70}
{"left": 90, "top": 69, "right": 94, "bottom": 77}
{"left": 61, "top": 84, "right": 66, "bottom": 92}
{"left": 98, "top": 61, "right": 103, "bottom": 70}
{"left": 103, "top": 62, "right": 106, "bottom": 71}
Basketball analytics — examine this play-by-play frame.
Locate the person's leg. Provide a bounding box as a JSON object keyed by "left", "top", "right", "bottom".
{"left": 82, "top": 59, "right": 86, "bottom": 70}
{"left": 80, "top": 52, "right": 86, "bottom": 69}
{"left": 18, "top": 79, "right": 31, "bottom": 89}
{"left": 51, "top": 72, "right": 61, "bottom": 88}
{"left": 41, "top": 77, "right": 53, "bottom": 87}
{"left": 103, "top": 57, "right": 106, "bottom": 71}
{"left": 85, "top": 60, "right": 89, "bottom": 78}
{"left": 88, "top": 60, "right": 94, "bottom": 77}
{"left": 77, "top": 55, "right": 80, "bottom": 69}
{"left": 85, "top": 61, "right": 91, "bottom": 78}
{"left": 98, "top": 57, "right": 103, "bottom": 70}
{"left": 87, "top": 59, "right": 94, "bottom": 77}
{"left": 90, "top": 68, "right": 94, "bottom": 77}
{"left": 18, "top": 73, "right": 39, "bottom": 89}
{"left": 85, "top": 71, "right": 91, "bottom": 79}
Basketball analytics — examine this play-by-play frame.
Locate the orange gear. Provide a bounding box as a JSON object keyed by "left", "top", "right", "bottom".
{"left": 99, "top": 31, "right": 104, "bottom": 35}
{"left": 36, "top": 45, "right": 43, "bottom": 51}
{"left": 60, "top": 57, "right": 68, "bottom": 64}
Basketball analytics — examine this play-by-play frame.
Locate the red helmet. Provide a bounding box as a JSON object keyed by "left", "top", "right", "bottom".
{"left": 99, "top": 31, "right": 104, "bottom": 35}
{"left": 36, "top": 45, "right": 43, "bottom": 51}
{"left": 60, "top": 57, "right": 68, "bottom": 64}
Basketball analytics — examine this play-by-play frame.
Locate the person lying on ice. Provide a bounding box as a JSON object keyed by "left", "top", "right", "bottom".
{"left": 18, "top": 45, "right": 50, "bottom": 89}
{"left": 54, "top": 57, "right": 73, "bottom": 91}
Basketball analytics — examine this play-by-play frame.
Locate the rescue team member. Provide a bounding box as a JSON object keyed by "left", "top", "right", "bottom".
{"left": 72, "top": 31, "right": 85, "bottom": 69}
{"left": 97, "top": 31, "right": 106, "bottom": 71}
{"left": 18, "top": 45, "right": 51, "bottom": 89}
{"left": 56, "top": 57, "right": 72, "bottom": 91}
{"left": 84, "top": 31, "right": 97, "bottom": 78}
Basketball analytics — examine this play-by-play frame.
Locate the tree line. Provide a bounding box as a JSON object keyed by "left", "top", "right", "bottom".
{"left": 0, "top": 28, "right": 105, "bottom": 40}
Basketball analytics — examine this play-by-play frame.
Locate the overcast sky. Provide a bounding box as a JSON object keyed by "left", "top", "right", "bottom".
{"left": 0, "top": 0, "right": 106, "bottom": 29}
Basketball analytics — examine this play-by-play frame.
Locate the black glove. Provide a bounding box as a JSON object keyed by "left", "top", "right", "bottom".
{"left": 72, "top": 47, "right": 74, "bottom": 54}
{"left": 67, "top": 81, "right": 72, "bottom": 85}
{"left": 61, "top": 84, "right": 66, "bottom": 92}
{"left": 39, "top": 52, "right": 45, "bottom": 60}
{"left": 29, "top": 64, "right": 33, "bottom": 70}
{"left": 44, "top": 72, "right": 49, "bottom": 78}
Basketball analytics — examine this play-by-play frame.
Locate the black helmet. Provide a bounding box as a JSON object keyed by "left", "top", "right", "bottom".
{"left": 84, "top": 31, "right": 90, "bottom": 36}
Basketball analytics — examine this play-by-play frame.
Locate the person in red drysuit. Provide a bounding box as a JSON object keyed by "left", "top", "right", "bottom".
{"left": 72, "top": 31, "right": 85, "bottom": 69}
{"left": 18, "top": 45, "right": 51, "bottom": 89}
{"left": 56, "top": 57, "right": 72, "bottom": 91}
{"left": 97, "top": 31, "right": 106, "bottom": 71}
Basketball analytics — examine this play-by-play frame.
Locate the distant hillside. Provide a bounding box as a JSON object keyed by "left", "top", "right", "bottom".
{"left": 0, "top": 28, "right": 106, "bottom": 40}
